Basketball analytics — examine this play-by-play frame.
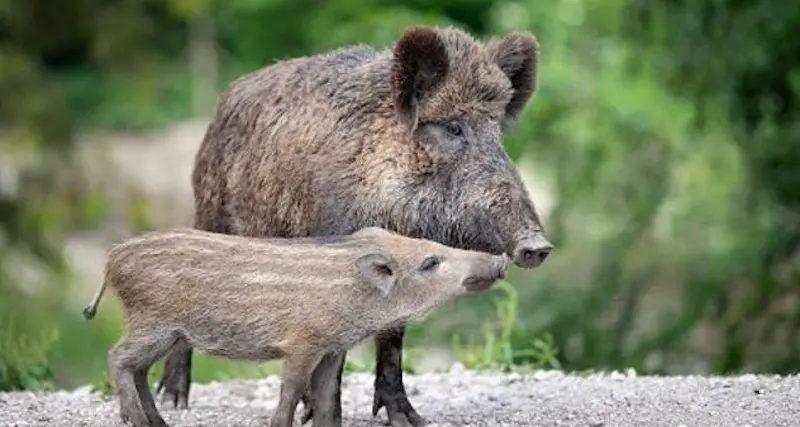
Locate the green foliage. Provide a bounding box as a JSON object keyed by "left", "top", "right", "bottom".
{"left": 451, "top": 280, "right": 561, "bottom": 371}
{"left": 58, "top": 68, "right": 197, "bottom": 131}
{"left": 0, "top": 318, "right": 59, "bottom": 391}
{"left": 89, "top": 370, "right": 115, "bottom": 398}
{"left": 192, "top": 357, "right": 283, "bottom": 382}
{"left": 400, "top": 348, "right": 423, "bottom": 374}
{"left": 343, "top": 357, "right": 373, "bottom": 374}
{"left": 126, "top": 193, "right": 158, "bottom": 234}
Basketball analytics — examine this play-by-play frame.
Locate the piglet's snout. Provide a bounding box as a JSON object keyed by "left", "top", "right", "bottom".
{"left": 496, "top": 253, "right": 509, "bottom": 278}
{"left": 462, "top": 253, "right": 509, "bottom": 292}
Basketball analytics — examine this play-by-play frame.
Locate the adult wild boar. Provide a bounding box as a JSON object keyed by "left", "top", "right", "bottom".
{"left": 157, "top": 25, "right": 553, "bottom": 427}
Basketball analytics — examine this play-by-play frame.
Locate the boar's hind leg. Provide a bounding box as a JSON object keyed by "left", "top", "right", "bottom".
{"left": 156, "top": 341, "right": 192, "bottom": 410}
{"left": 299, "top": 351, "right": 346, "bottom": 427}
{"left": 110, "top": 330, "right": 179, "bottom": 427}
{"left": 373, "top": 324, "right": 425, "bottom": 427}
{"left": 270, "top": 352, "right": 325, "bottom": 427}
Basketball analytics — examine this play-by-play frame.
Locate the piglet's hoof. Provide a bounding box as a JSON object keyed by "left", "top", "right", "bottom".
{"left": 119, "top": 408, "right": 151, "bottom": 427}
{"left": 299, "top": 401, "right": 341, "bottom": 427}
{"left": 155, "top": 363, "right": 191, "bottom": 410}
{"left": 300, "top": 405, "right": 313, "bottom": 425}
{"left": 372, "top": 391, "right": 426, "bottom": 427}
{"left": 155, "top": 378, "right": 189, "bottom": 410}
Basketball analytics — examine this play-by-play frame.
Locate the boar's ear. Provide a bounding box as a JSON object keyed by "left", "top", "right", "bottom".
{"left": 356, "top": 253, "right": 397, "bottom": 296}
{"left": 392, "top": 27, "right": 450, "bottom": 130}
{"left": 486, "top": 32, "right": 540, "bottom": 122}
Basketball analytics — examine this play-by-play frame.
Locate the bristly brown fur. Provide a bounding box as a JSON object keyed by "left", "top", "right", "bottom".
{"left": 190, "top": 25, "right": 548, "bottom": 257}
{"left": 159, "top": 24, "right": 553, "bottom": 427}
{"left": 88, "top": 227, "right": 507, "bottom": 427}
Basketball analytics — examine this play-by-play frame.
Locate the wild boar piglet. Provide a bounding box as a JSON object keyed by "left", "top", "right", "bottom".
{"left": 82, "top": 226, "right": 508, "bottom": 427}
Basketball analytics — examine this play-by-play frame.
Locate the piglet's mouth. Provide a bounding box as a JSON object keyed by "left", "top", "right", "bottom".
{"left": 462, "top": 254, "right": 507, "bottom": 292}
{"left": 462, "top": 277, "right": 500, "bottom": 292}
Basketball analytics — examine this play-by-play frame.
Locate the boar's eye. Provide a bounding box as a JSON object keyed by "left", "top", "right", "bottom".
{"left": 444, "top": 121, "right": 464, "bottom": 138}
{"left": 419, "top": 255, "right": 441, "bottom": 272}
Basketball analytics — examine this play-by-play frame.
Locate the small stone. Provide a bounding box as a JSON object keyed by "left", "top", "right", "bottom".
{"left": 532, "top": 370, "right": 554, "bottom": 380}
{"left": 609, "top": 371, "right": 627, "bottom": 380}
{"left": 506, "top": 372, "right": 522, "bottom": 383}
{"left": 449, "top": 362, "right": 465, "bottom": 374}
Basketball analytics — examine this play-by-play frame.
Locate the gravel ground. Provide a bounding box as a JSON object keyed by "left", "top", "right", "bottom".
{"left": 2, "top": 367, "right": 799, "bottom": 427}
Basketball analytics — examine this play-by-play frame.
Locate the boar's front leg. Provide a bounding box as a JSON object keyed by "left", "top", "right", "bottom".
{"left": 373, "top": 324, "right": 425, "bottom": 427}
{"left": 300, "top": 351, "right": 346, "bottom": 427}
{"left": 270, "top": 351, "right": 325, "bottom": 427}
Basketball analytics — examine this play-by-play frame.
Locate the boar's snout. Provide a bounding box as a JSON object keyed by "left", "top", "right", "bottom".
{"left": 512, "top": 233, "right": 553, "bottom": 269}
{"left": 462, "top": 253, "right": 508, "bottom": 292}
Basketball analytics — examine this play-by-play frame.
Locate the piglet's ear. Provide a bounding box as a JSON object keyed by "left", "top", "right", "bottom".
{"left": 486, "top": 32, "right": 540, "bottom": 122}
{"left": 356, "top": 253, "right": 397, "bottom": 296}
{"left": 392, "top": 27, "right": 450, "bottom": 130}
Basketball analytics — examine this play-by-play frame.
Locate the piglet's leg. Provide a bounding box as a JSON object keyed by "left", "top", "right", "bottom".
{"left": 156, "top": 342, "right": 192, "bottom": 410}
{"left": 110, "top": 330, "right": 178, "bottom": 427}
{"left": 136, "top": 369, "right": 168, "bottom": 427}
{"left": 300, "top": 351, "right": 346, "bottom": 427}
{"left": 139, "top": 337, "right": 187, "bottom": 427}
{"left": 300, "top": 393, "right": 313, "bottom": 424}
{"left": 110, "top": 338, "right": 150, "bottom": 427}
{"left": 270, "top": 351, "right": 324, "bottom": 427}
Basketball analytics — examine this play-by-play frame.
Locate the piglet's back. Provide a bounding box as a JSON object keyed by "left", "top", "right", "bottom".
{"left": 104, "top": 228, "right": 380, "bottom": 313}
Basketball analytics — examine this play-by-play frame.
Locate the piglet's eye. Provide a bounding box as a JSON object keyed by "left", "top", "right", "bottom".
{"left": 445, "top": 121, "right": 463, "bottom": 137}
{"left": 419, "top": 255, "right": 441, "bottom": 272}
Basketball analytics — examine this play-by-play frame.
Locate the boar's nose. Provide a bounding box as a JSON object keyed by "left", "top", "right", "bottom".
{"left": 512, "top": 234, "right": 553, "bottom": 269}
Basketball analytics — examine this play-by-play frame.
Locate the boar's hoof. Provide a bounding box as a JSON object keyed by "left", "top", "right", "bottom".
{"left": 372, "top": 391, "right": 426, "bottom": 427}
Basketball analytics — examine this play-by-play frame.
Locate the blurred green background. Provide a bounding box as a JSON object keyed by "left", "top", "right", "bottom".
{"left": 2, "top": 0, "right": 799, "bottom": 392}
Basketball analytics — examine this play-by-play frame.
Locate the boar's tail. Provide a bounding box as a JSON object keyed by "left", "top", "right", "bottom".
{"left": 82, "top": 274, "right": 110, "bottom": 321}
